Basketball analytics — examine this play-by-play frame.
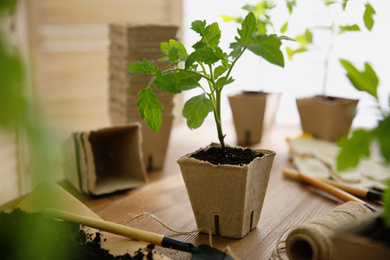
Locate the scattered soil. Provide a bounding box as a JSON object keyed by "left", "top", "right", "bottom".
{"left": 190, "top": 146, "right": 264, "bottom": 166}
{"left": 358, "top": 216, "right": 390, "bottom": 248}
{"left": 0, "top": 209, "right": 157, "bottom": 260}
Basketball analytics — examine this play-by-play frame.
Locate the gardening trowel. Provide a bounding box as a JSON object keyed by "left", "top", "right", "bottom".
{"left": 44, "top": 208, "right": 234, "bottom": 260}
{"left": 16, "top": 181, "right": 167, "bottom": 258}
{"left": 17, "top": 181, "right": 233, "bottom": 259}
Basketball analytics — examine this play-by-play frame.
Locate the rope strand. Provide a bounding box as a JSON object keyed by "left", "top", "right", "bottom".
{"left": 271, "top": 202, "right": 373, "bottom": 260}
{"left": 122, "top": 212, "right": 214, "bottom": 247}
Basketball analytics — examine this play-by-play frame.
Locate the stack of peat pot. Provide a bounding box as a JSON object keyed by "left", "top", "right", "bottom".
{"left": 108, "top": 22, "right": 179, "bottom": 171}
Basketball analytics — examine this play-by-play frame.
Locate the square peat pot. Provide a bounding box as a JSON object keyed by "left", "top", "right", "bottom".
{"left": 331, "top": 214, "right": 390, "bottom": 260}
{"left": 228, "top": 92, "right": 280, "bottom": 146}
{"left": 62, "top": 123, "right": 147, "bottom": 195}
{"left": 177, "top": 143, "right": 276, "bottom": 239}
{"left": 296, "top": 95, "right": 358, "bottom": 142}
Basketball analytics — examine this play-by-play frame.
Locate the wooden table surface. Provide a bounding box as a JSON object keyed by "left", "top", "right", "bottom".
{"left": 69, "top": 121, "right": 343, "bottom": 259}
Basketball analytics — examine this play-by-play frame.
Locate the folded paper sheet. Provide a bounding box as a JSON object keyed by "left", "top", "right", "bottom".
{"left": 287, "top": 136, "right": 390, "bottom": 191}
{"left": 62, "top": 123, "right": 147, "bottom": 195}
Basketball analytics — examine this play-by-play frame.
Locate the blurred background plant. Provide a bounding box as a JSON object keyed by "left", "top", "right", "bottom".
{"left": 0, "top": 0, "right": 58, "bottom": 198}
{"left": 287, "top": 0, "right": 376, "bottom": 96}
{"left": 1, "top": 0, "right": 67, "bottom": 258}
{"left": 337, "top": 60, "right": 390, "bottom": 225}
{"left": 0, "top": 0, "right": 26, "bottom": 131}
{"left": 183, "top": 0, "right": 389, "bottom": 128}
{"left": 219, "top": 0, "right": 297, "bottom": 35}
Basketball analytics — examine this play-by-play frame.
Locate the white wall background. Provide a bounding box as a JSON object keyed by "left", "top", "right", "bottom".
{"left": 182, "top": 0, "right": 390, "bottom": 128}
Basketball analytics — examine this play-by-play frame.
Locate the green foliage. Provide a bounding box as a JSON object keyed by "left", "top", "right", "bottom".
{"left": 0, "top": 38, "right": 26, "bottom": 129}
{"left": 220, "top": 0, "right": 298, "bottom": 38}
{"left": 183, "top": 93, "right": 214, "bottom": 129}
{"left": 338, "top": 24, "right": 360, "bottom": 34}
{"left": 337, "top": 61, "right": 390, "bottom": 226}
{"left": 376, "top": 116, "right": 390, "bottom": 163}
{"left": 0, "top": 0, "right": 17, "bottom": 11}
{"left": 0, "top": 0, "right": 26, "bottom": 130}
{"left": 136, "top": 88, "right": 164, "bottom": 133}
{"left": 280, "top": 22, "right": 288, "bottom": 33}
{"left": 286, "top": 0, "right": 297, "bottom": 14}
{"left": 220, "top": 1, "right": 301, "bottom": 68}
{"left": 339, "top": 59, "right": 378, "bottom": 99}
{"left": 288, "top": 1, "right": 374, "bottom": 60}
{"left": 341, "top": 0, "right": 349, "bottom": 10}
{"left": 337, "top": 60, "right": 388, "bottom": 170}
{"left": 128, "top": 12, "right": 289, "bottom": 147}
{"left": 286, "top": 28, "right": 312, "bottom": 60}
{"left": 384, "top": 179, "right": 390, "bottom": 226}
{"left": 1, "top": 0, "right": 65, "bottom": 257}
{"left": 287, "top": 1, "right": 376, "bottom": 96}
{"left": 364, "top": 3, "right": 376, "bottom": 31}
{"left": 128, "top": 59, "right": 159, "bottom": 74}
{"left": 337, "top": 129, "right": 373, "bottom": 170}
{"left": 219, "top": 0, "right": 283, "bottom": 35}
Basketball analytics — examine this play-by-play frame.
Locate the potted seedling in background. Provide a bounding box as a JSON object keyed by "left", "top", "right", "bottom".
{"left": 220, "top": 0, "right": 295, "bottom": 145}
{"left": 129, "top": 12, "right": 290, "bottom": 238}
{"left": 330, "top": 59, "right": 390, "bottom": 258}
{"left": 291, "top": 1, "right": 376, "bottom": 142}
{"left": 219, "top": 0, "right": 294, "bottom": 35}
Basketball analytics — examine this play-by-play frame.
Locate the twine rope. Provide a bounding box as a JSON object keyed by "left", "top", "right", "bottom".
{"left": 270, "top": 228, "right": 290, "bottom": 260}
{"left": 122, "top": 212, "right": 239, "bottom": 259}
{"left": 122, "top": 212, "right": 214, "bottom": 246}
{"left": 270, "top": 201, "right": 373, "bottom": 260}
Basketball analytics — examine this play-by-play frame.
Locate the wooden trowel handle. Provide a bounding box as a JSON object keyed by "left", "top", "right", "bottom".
{"left": 297, "top": 172, "right": 378, "bottom": 212}
{"left": 44, "top": 208, "right": 165, "bottom": 245}
{"left": 43, "top": 208, "right": 194, "bottom": 252}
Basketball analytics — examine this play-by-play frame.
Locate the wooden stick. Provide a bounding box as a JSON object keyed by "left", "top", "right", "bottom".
{"left": 43, "top": 208, "right": 165, "bottom": 246}
{"left": 283, "top": 168, "right": 382, "bottom": 202}
{"left": 294, "top": 171, "right": 378, "bottom": 212}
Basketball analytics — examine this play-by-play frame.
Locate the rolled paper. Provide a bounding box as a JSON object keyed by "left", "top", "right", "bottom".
{"left": 285, "top": 201, "right": 373, "bottom": 260}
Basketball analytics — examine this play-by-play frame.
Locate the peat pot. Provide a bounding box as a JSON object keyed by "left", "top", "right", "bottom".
{"left": 229, "top": 91, "right": 280, "bottom": 146}
{"left": 177, "top": 143, "right": 276, "bottom": 239}
{"left": 296, "top": 95, "right": 358, "bottom": 142}
{"left": 331, "top": 214, "right": 390, "bottom": 260}
{"left": 62, "top": 123, "right": 147, "bottom": 195}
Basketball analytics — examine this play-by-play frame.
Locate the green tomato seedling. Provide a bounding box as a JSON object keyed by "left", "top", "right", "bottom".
{"left": 129, "top": 12, "right": 291, "bottom": 148}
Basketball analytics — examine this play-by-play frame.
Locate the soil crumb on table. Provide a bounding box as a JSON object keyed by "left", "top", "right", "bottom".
{"left": 0, "top": 209, "right": 156, "bottom": 260}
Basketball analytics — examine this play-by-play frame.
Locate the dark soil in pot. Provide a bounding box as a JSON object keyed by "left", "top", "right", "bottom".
{"left": 0, "top": 209, "right": 156, "bottom": 260}
{"left": 242, "top": 90, "right": 267, "bottom": 96}
{"left": 190, "top": 146, "right": 264, "bottom": 166}
{"left": 358, "top": 216, "right": 390, "bottom": 248}
{"left": 314, "top": 95, "right": 339, "bottom": 102}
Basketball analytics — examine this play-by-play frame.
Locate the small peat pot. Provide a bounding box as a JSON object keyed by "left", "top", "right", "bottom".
{"left": 177, "top": 143, "right": 276, "bottom": 239}
{"left": 331, "top": 214, "right": 390, "bottom": 260}
{"left": 62, "top": 123, "right": 147, "bottom": 195}
{"left": 296, "top": 95, "right": 358, "bottom": 142}
{"left": 229, "top": 91, "right": 280, "bottom": 146}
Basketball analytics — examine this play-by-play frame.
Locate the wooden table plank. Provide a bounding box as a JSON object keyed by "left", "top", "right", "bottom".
{"left": 83, "top": 121, "right": 340, "bottom": 259}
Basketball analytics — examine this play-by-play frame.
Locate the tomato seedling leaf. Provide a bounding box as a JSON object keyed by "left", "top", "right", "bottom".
{"left": 183, "top": 93, "right": 214, "bottom": 129}
{"left": 340, "top": 59, "right": 378, "bottom": 99}
{"left": 137, "top": 88, "right": 164, "bottom": 133}
{"left": 337, "top": 129, "right": 373, "bottom": 171}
